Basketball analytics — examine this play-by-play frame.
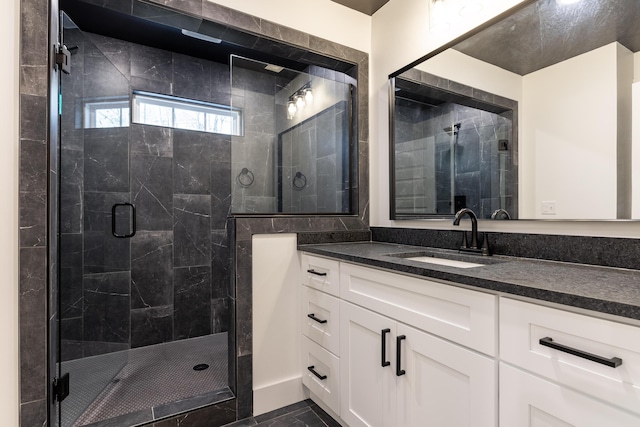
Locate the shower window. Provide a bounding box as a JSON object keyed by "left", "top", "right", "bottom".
{"left": 132, "top": 92, "right": 243, "bottom": 136}
{"left": 84, "top": 98, "right": 130, "bottom": 128}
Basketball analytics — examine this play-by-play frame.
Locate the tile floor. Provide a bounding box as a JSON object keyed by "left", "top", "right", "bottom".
{"left": 223, "top": 400, "right": 341, "bottom": 427}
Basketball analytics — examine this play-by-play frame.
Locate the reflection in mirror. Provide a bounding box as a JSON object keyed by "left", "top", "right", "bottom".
{"left": 391, "top": 72, "right": 517, "bottom": 219}
{"left": 390, "top": 0, "right": 640, "bottom": 220}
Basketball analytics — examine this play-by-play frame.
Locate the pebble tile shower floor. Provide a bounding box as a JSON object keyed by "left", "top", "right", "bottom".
{"left": 61, "top": 332, "right": 230, "bottom": 426}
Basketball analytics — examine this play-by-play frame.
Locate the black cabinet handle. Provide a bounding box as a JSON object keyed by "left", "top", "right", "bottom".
{"left": 111, "top": 203, "right": 136, "bottom": 238}
{"left": 307, "top": 313, "right": 327, "bottom": 324}
{"left": 307, "top": 366, "right": 327, "bottom": 380}
{"left": 539, "top": 337, "right": 622, "bottom": 368}
{"left": 396, "top": 335, "right": 406, "bottom": 376}
{"left": 307, "top": 269, "right": 327, "bottom": 277}
{"left": 381, "top": 328, "right": 391, "bottom": 367}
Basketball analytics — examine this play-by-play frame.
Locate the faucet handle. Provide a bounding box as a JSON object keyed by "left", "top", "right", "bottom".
{"left": 481, "top": 233, "right": 490, "bottom": 256}
{"left": 461, "top": 231, "right": 469, "bottom": 249}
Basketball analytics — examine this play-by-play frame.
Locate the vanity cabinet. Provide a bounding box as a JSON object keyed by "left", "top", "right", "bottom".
{"left": 300, "top": 253, "right": 497, "bottom": 427}
{"left": 301, "top": 254, "right": 342, "bottom": 415}
{"left": 340, "top": 300, "right": 496, "bottom": 427}
{"left": 300, "top": 250, "right": 640, "bottom": 427}
{"left": 499, "top": 298, "right": 640, "bottom": 426}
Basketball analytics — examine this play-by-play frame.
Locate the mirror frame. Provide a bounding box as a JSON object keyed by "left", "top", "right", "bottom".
{"left": 387, "top": 0, "right": 640, "bottom": 222}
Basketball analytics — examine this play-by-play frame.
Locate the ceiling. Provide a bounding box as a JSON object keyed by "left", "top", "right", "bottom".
{"left": 331, "top": 0, "right": 391, "bottom": 15}
{"left": 453, "top": 0, "right": 640, "bottom": 76}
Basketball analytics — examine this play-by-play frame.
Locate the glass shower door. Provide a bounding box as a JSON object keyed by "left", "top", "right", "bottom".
{"left": 57, "top": 12, "right": 132, "bottom": 427}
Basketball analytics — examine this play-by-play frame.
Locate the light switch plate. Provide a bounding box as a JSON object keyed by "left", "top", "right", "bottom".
{"left": 541, "top": 201, "right": 556, "bottom": 215}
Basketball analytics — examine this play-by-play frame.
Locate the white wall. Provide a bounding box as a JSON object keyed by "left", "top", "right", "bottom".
{"left": 370, "top": 0, "right": 640, "bottom": 237}
{"left": 521, "top": 43, "right": 624, "bottom": 219}
{"left": 1, "top": 0, "right": 20, "bottom": 424}
{"left": 252, "top": 234, "right": 306, "bottom": 415}
{"left": 206, "top": 0, "right": 370, "bottom": 53}
{"left": 633, "top": 52, "right": 640, "bottom": 217}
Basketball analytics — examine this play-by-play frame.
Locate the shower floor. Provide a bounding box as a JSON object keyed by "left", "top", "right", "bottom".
{"left": 61, "top": 332, "right": 231, "bottom": 427}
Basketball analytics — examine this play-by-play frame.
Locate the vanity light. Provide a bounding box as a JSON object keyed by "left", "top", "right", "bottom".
{"left": 304, "top": 88, "right": 313, "bottom": 104}
{"left": 286, "top": 82, "right": 313, "bottom": 119}
{"left": 287, "top": 100, "right": 297, "bottom": 119}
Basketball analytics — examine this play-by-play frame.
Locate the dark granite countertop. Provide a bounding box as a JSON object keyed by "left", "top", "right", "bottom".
{"left": 298, "top": 241, "right": 640, "bottom": 321}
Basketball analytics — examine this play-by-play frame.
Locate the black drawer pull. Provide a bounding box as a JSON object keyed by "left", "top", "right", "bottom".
{"left": 396, "top": 335, "right": 406, "bottom": 376}
{"left": 307, "top": 269, "right": 327, "bottom": 277}
{"left": 539, "top": 337, "right": 622, "bottom": 368}
{"left": 381, "top": 328, "right": 391, "bottom": 367}
{"left": 307, "top": 313, "right": 327, "bottom": 324}
{"left": 307, "top": 366, "right": 327, "bottom": 380}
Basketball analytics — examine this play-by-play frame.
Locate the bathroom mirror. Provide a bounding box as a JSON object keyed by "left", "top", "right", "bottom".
{"left": 390, "top": 0, "right": 640, "bottom": 220}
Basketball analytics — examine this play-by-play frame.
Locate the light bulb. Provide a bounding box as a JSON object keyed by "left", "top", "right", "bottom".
{"left": 304, "top": 88, "right": 313, "bottom": 104}
{"left": 295, "top": 94, "right": 305, "bottom": 109}
{"left": 287, "top": 101, "right": 296, "bottom": 116}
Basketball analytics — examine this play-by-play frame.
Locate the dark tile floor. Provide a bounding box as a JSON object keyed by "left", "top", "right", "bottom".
{"left": 222, "top": 400, "right": 341, "bottom": 427}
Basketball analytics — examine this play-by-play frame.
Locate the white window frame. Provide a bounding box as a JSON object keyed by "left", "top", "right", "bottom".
{"left": 131, "top": 92, "right": 243, "bottom": 136}
{"left": 83, "top": 98, "right": 130, "bottom": 129}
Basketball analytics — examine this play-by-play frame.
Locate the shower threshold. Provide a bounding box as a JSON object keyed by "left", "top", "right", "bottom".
{"left": 61, "top": 332, "right": 232, "bottom": 427}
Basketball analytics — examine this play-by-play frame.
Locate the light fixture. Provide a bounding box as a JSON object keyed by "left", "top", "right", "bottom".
{"left": 287, "top": 101, "right": 296, "bottom": 119}
{"left": 304, "top": 88, "right": 313, "bottom": 104}
{"left": 181, "top": 29, "right": 222, "bottom": 44}
{"left": 286, "top": 82, "right": 313, "bottom": 120}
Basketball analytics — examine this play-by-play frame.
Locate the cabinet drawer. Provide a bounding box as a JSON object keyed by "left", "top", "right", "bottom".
{"left": 500, "top": 363, "right": 640, "bottom": 426}
{"left": 301, "top": 253, "right": 340, "bottom": 297}
{"left": 302, "top": 336, "right": 340, "bottom": 415}
{"left": 340, "top": 262, "right": 497, "bottom": 355}
{"left": 500, "top": 298, "right": 640, "bottom": 415}
{"left": 302, "top": 285, "right": 340, "bottom": 356}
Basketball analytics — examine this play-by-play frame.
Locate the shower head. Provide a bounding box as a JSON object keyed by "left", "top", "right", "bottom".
{"left": 443, "top": 122, "right": 461, "bottom": 135}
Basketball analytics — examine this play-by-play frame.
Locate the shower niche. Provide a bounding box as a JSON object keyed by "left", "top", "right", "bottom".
{"left": 54, "top": 1, "right": 358, "bottom": 426}
{"left": 391, "top": 72, "right": 517, "bottom": 219}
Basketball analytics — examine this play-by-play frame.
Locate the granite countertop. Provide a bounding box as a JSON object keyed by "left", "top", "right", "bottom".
{"left": 298, "top": 241, "right": 640, "bottom": 321}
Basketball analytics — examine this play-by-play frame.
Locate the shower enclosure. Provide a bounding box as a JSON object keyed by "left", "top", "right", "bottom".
{"left": 56, "top": 13, "right": 234, "bottom": 426}
{"left": 392, "top": 76, "right": 516, "bottom": 218}
{"left": 53, "top": 5, "right": 355, "bottom": 425}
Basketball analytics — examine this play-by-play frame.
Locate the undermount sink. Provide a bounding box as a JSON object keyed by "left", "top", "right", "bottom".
{"left": 384, "top": 249, "right": 502, "bottom": 269}
{"left": 402, "top": 256, "right": 485, "bottom": 269}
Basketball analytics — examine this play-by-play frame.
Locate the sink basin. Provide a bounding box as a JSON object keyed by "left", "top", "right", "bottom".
{"left": 384, "top": 248, "right": 502, "bottom": 269}
{"left": 403, "top": 256, "right": 484, "bottom": 269}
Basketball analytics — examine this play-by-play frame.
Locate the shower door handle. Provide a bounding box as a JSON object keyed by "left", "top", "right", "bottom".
{"left": 112, "top": 203, "right": 136, "bottom": 238}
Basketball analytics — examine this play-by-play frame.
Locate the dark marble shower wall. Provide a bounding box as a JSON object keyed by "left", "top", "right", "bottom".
{"left": 59, "top": 29, "right": 232, "bottom": 360}
{"left": 394, "top": 98, "right": 515, "bottom": 218}
{"left": 280, "top": 102, "right": 350, "bottom": 213}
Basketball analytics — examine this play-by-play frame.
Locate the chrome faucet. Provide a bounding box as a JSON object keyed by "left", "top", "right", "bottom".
{"left": 453, "top": 208, "right": 490, "bottom": 255}
{"left": 491, "top": 208, "right": 511, "bottom": 220}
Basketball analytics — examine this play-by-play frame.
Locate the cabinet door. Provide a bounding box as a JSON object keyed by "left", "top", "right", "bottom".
{"left": 397, "top": 323, "right": 496, "bottom": 427}
{"left": 500, "top": 363, "right": 640, "bottom": 427}
{"left": 340, "top": 301, "right": 397, "bottom": 427}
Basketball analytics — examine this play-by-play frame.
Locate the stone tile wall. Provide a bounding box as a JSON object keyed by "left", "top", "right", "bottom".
{"left": 19, "top": 0, "right": 369, "bottom": 425}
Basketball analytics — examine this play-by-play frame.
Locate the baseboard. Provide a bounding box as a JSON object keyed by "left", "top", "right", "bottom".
{"left": 253, "top": 376, "right": 307, "bottom": 416}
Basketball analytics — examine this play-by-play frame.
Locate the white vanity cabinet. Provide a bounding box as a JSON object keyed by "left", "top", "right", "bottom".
{"left": 300, "top": 253, "right": 497, "bottom": 427}
{"left": 340, "top": 300, "right": 496, "bottom": 427}
{"left": 499, "top": 298, "right": 640, "bottom": 426}
{"left": 299, "top": 250, "right": 640, "bottom": 427}
{"left": 300, "top": 254, "right": 342, "bottom": 415}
